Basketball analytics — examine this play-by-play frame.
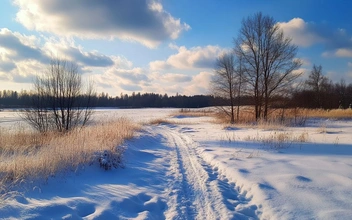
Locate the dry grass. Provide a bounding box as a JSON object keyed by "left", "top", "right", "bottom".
{"left": 175, "top": 108, "right": 216, "bottom": 117}
{"left": 147, "top": 118, "right": 184, "bottom": 125}
{"left": 245, "top": 131, "right": 309, "bottom": 150}
{"left": 297, "top": 108, "right": 352, "bottom": 118}
{"left": 0, "top": 118, "right": 139, "bottom": 193}
{"left": 215, "top": 107, "right": 352, "bottom": 128}
{"left": 295, "top": 131, "right": 309, "bottom": 143}
{"left": 148, "top": 117, "right": 198, "bottom": 126}
{"left": 148, "top": 118, "right": 175, "bottom": 125}
{"left": 213, "top": 106, "right": 255, "bottom": 125}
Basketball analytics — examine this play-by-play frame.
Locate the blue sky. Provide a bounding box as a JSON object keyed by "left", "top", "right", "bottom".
{"left": 0, "top": 0, "right": 351, "bottom": 96}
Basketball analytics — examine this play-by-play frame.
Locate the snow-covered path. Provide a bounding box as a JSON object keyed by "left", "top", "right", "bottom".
{"left": 158, "top": 125, "right": 259, "bottom": 219}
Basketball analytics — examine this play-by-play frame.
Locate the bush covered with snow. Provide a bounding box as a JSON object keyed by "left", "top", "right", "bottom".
{"left": 97, "top": 146, "right": 126, "bottom": 170}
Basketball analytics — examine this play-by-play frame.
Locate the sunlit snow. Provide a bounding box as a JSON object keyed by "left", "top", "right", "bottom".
{"left": 0, "top": 108, "right": 351, "bottom": 219}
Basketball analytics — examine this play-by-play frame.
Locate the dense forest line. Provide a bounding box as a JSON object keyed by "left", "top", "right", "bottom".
{"left": 0, "top": 90, "right": 229, "bottom": 109}
{"left": 1, "top": 83, "right": 352, "bottom": 110}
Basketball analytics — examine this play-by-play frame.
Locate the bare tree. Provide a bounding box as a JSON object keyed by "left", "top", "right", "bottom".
{"left": 305, "top": 64, "right": 331, "bottom": 108}
{"left": 212, "top": 52, "right": 245, "bottom": 124}
{"left": 234, "top": 12, "right": 302, "bottom": 120}
{"left": 235, "top": 53, "right": 245, "bottom": 121}
{"left": 22, "top": 58, "right": 95, "bottom": 132}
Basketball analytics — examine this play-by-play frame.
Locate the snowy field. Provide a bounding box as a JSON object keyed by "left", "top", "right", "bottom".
{"left": 1, "top": 108, "right": 352, "bottom": 219}
{"left": 0, "top": 108, "right": 178, "bottom": 130}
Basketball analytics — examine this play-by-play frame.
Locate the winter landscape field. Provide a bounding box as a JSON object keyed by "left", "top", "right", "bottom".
{"left": 0, "top": 108, "right": 351, "bottom": 220}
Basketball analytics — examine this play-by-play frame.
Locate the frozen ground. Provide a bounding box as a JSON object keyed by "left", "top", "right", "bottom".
{"left": 1, "top": 109, "right": 352, "bottom": 219}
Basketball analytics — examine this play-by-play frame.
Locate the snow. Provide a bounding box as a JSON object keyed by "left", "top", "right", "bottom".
{"left": 1, "top": 109, "right": 352, "bottom": 219}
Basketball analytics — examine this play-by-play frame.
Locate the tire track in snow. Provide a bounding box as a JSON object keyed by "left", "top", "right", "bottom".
{"left": 157, "top": 125, "right": 260, "bottom": 220}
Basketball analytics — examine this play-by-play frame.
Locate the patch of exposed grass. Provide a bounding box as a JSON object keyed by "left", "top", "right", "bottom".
{"left": 175, "top": 108, "right": 216, "bottom": 118}
{"left": 148, "top": 118, "right": 179, "bottom": 125}
{"left": 214, "top": 107, "right": 352, "bottom": 128}
{"left": 0, "top": 118, "right": 139, "bottom": 194}
{"left": 299, "top": 108, "right": 352, "bottom": 119}
{"left": 242, "top": 130, "right": 310, "bottom": 150}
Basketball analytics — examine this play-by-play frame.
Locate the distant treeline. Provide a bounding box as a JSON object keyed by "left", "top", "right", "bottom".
{"left": 1, "top": 84, "right": 352, "bottom": 109}
{"left": 0, "top": 90, "right": 229, "bottom": 108}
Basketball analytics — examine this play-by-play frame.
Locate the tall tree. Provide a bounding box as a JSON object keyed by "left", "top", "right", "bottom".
{"left": 234, "top": 12, "right": 302, "bottom": 120}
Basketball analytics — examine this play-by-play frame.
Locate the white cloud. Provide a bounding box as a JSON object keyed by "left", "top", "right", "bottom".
{"left": 348, "top": 62, "right": 352, "bottom": 67}
{"left": 14, "top": 0, "right": 190, "bottom": 48}
{"left": 152, "top": 72, "right": 192, "bottom": 83}
{"left": 0, "top": 28, "right": 47, "bottom": 62}
{"left": 278, "top": 17, "right": 352, "bottom": 60}
{"left": 43, "top": 38, "right": 114, "bottom": 67}
{"left": 0, "top": 59, "right": 46, "bottom": 84}
{"left": 322, "top": 49, "right": 352, "bottom": 58}
{"left": 0, "top": 29, "right": 49, "bottom": 83}
{"left": 335, "top": 48, "right": 352, "bottom": 57}
{"left": 149, "top": 60, "right": 171, "bottom": 71}
{"left": 113, "top": 68, "right": 149, "bottom": 84}
{"left": 185, "top": 71, "right": 212, "bottom": 95}
{"left": 278, "top": 18, "right": 324, "bottom": 47}
{"left": 162, "top": 73, "right": 192, "bottom": 83}
{"left": 144, "top": 71, "right": 211, "bottom": 95}
{"left": 93, "top": 62, "right": 151, "bottom": 93}
{"left": 150, "top": 45, "right": 228, "bottom": 70}
{"left": 146, "top": 45, "right": 229, "bottom": 95}
{"left": 168, "top": 43, "right": 180, "bottom": 50}
{"left": 0, "top": 28, "right": 132, "bottom": 89}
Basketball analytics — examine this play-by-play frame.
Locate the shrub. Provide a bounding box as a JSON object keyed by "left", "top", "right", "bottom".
{"left": 97, "top": 147, "right": 126, "bottom": 170}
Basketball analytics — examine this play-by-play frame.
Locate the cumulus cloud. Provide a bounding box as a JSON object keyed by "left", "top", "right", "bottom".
{"left": 335, "top": 49, "right": 352, "bottom": 57}
{"left": 14, "top": 0, "right": 190, "bottom": 48}
{"left": 43, "top": 39, "right": 114, "bottom": 67}
{"left": 149, "top": 60, "right": 171, "bottom": 71}
{"left": 322, "top": 49, "right": 352, "bottom": 58}
{"left": 93, "top": 64, "right": 151, "bottom": 92}
{"left": 3, "top": 60, "right": 47, "bottom": 84}
{"left": 278, "top": 18, "right": 352, "bottom": 58}
{"left": 0, "top": 57, "right": 16, "bottom": 72}
{"left": 150, "top": 45, "right": 227, "bottom": 70}
{"left": 93, "top": 59, "right": 212, "bottom": 95}
{"left": 113, "top": 68, "right": 149, "bottom": 84}
{"left": 278, "top": 18, "right": 324, "bottom": 47}
{"left": 0, "top": 28, "right": 129, "bottom": 88}
{"left": 144, "top": 45, "right": 229, "bottom": 95}
{"left": 160, "top": 73, "right": 192, "bottom": 83}
{"left": 185, "top": 71, "right": 212, "bottom": 95}
{"left": 0, "top": 29, "right": 118, "bottom": 70}
{"left": 0, "top": 29, "right": 49, "bottom": 83}
{"left": 0, "top": 28, "right": 48, "bottom": 62}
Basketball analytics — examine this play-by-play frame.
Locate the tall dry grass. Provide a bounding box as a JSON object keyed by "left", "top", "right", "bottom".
{"left": 176, "top": 108, "right": 216, "bottom": 117}
{"left": 0, "top": 118, "right": 139, "bottom": 193}
{"left": 215, "top": 107, "right": 352, "bottom": 127}
{"left": 294, "top": 108, "right": 352, "bottom": 118}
